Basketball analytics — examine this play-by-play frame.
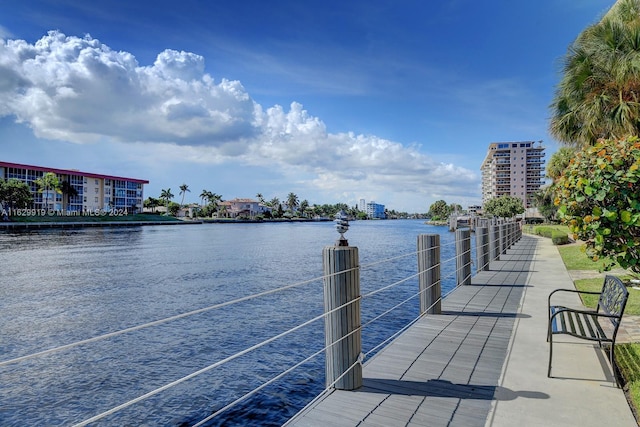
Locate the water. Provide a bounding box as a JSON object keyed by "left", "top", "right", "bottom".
{"left": 0, "top": 220, "right": 474, "bottom": 426}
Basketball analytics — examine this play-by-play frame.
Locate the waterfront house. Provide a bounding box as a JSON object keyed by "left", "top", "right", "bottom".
{"left": 222, "top": 198, "right": 272, "bottom": 219}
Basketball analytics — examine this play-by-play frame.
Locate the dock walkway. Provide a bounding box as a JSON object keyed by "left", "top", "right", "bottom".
{"left": 285, "top": 235, "right": 636, "bottom": 427}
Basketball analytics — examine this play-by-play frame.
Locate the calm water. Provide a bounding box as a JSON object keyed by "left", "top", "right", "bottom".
{"left": 0, "top": 220, "right": 474, "bottom": 426}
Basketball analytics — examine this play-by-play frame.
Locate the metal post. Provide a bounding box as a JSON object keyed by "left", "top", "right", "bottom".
{"left": 500, "top": 223, "right": 508, "bottom": 254}
{"left": 476, "top": 226, "right": 490, "bottom": 272}
{"left": 455, "top": 228, "right": 471, "bottom": 286}
{"left": 417, "top": 234, "right": 441, "bottom": 314}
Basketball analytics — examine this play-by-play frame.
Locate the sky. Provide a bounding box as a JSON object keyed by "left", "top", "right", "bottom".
{"left": 0, "top": 0, "right": 616, "bottom": 213}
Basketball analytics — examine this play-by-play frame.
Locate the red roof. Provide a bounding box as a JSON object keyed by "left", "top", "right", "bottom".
{"left": 0, "top": 161, "right": 149, "bottom": 184}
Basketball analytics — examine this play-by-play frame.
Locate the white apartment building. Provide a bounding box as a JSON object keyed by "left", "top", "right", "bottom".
{"left": 481, "top": 141, "right": 545, "bottom": 209}
{"left": 0, "top": 161, "right": 148, "bottom": 213}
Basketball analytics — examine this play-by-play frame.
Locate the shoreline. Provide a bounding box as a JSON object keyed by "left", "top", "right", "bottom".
{"left": 0, "top": 220, "right": 201, "bottom": 230}
{"left": 0, "top": 217, "right": 335, "bottom": 230}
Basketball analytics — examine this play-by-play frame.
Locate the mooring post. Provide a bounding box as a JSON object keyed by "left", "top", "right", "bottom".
{"left": 417, "top": 234, "right": 441, "bottom": 314}
{"left": 455, "top": 228, "right": 471, "bottom": 286}
{"left": 490, "top": 224, "right": 500, "bottom": 262}
{"left": 509, "top": 222, "right": 515, "bottom": 247}
{"left": 322, "top": 211, "right": 362, "bottom": 390}
{"left": 500, "top": 223, "right": 508, "bottom": 254}
{"left": 476, "top": 226, "right": 490, "bottom": 272}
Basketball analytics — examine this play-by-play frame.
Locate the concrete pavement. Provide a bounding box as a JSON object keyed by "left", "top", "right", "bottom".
{"left": 486, "top": 235, "right": 637, "bottom": 427}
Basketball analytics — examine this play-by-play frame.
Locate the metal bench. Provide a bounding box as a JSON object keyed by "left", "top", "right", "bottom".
{"left": 547, "top": 275, "right": 629, "bottom": 380}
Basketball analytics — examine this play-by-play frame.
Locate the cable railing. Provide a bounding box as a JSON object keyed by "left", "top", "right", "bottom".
{"left": 2, "top": 219, "right": 523, "bottom": 426}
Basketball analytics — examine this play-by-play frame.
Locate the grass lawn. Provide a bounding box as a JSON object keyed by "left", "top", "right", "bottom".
{"left": 574, "top": 278, "right": 640, "bottom": 315}
{"left": 557, "top": 243, "right": 619, "bottom": 271}
{"left": 616, "top": 343, "right": 640, "bottom": 418}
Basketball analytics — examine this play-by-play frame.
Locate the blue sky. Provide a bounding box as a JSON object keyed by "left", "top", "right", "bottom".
{"left": 0, "top": 0, "right": 615, "bottom": 212}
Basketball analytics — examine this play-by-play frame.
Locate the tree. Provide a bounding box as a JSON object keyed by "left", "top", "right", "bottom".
{"left": 555, "top": 136, "right": 640, "bottom": 273}
{"left": 268, "top": 197, "right": 280, "bottom": 208}
{"left": 167, "top": 201, "right": 181, "bottom": 216}
{"left": 549, "top": 0, "right": 640, "bottom": 146}
{"left": 256, "top": 193, "right": 265, "bottom": 204}
{"left": 144, "top": 197, "right": 161, "bottom": 212}
{"left": 286, "top": 192, "right": 299, "bottom": 215}
{"left": 483, "top": 196, "right": 525, "bottom": 218}
{"left": 179, "top": 183, "right": 190, "bottom": 206}
{"left": 428, "top": 200, "right": 450, "bottom": 220}
{"left": 546, "top": 147, "right": 577, "bottom": 182}
{"left": 299, "top": 199, "right": 310, "bottom": 218}
{"left": 35, "top": 172, "right": 61, "bottom": 213}
{"left": 200, "top": 189, "right": 210, "bottom": 206}
{"left": 449, "top": 203, "right": 462, "bottom": 214}
{"left": 534, "top": 186, "right": 557, "bottom": 222}
{"left": 160, "top": 188, "right": 174, "bottom": 213}
{"left": 0, "top": 179, "right": 33, "bottom": 211}
{"left": 60, "top": 181, "right": 79, "bottom": 210}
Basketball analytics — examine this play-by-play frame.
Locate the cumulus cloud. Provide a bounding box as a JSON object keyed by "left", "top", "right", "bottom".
{"left": 0, "top": 31, "right": 258, "bottom": 144}
{"left": 0, "top": 30, "right": 479, "bottom": 208}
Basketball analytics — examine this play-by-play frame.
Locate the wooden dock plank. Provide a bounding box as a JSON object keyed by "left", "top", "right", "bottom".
{"left": 285, "top": 236, "right": 537, "bottom": 427}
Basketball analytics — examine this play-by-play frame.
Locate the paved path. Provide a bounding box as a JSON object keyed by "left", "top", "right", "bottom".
{"left": 285, "top": 235, "right": 636, "bottom": 427}
{"left": 486, "top": 235, "right": 636, "bottom": 427}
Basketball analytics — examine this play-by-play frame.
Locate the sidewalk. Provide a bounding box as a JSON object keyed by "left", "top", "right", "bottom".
{"left": 486, "top": 235, "right": 636, "bottom": 426}
{"left": 284, "top": 235, "right": 637, "bottom": 427}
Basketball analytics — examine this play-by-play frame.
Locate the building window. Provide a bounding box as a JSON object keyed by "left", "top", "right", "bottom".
{"left": 95, "top": 179, "right": 98, "bottom": 185}
{"left": 94, "top": 197, "right": 99, "bottom": 203}
{"left": 95, "top": 188, "right": 99, "bottom": 193}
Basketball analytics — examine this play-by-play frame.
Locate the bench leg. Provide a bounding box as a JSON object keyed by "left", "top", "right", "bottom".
{"left": 610, "top": 344, "right": 620, "bottom": 388}
{"left": 548, "top": 334, "right": 553, "bottom": 377}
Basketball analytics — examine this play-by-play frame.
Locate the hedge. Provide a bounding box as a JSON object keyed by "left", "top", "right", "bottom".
{"left": 533, "top": 226, "right": 569, "bottom": 245}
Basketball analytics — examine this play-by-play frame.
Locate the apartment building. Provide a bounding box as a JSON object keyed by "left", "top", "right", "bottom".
{"left": 480, "top": 141, "right": 545, "bottom": 209}
{"left": 0, "top": 161, "right": 148, "bottom": 213}
{"left": 366, "top": 201, "right": 386, "bottom": 219}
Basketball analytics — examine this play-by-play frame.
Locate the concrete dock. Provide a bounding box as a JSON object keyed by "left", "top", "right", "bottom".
{"left": 285, "top": 235, "right": 636, "bottom": 427}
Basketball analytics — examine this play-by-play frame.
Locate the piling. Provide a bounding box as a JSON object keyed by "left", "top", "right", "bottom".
{"left": 417, "top": 234, "right": 441, "bottom": 314}
{"left": 322, "top": 245, "right": 362, "bottom": 390}
{"left": 476, "top": 226, "right": 490, "bottom": 272}
{"left": 455, "top": 228, "right": 471, "bottom": 286}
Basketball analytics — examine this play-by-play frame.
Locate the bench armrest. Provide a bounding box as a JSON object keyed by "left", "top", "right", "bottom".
{"left": 548, "top": 288, "right": 601, "bottom": 308}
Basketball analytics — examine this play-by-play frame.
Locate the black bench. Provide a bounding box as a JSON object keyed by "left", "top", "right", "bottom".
{"left": 548, "top": 275, "right": 629, "bottom": 380}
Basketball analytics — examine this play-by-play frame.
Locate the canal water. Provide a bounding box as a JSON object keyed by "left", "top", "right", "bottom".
{"left": 0, "top": 220, "right": 474, "bottom": 426}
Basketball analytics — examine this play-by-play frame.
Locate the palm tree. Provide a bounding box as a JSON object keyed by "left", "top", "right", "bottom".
{"left": 256, "top": 193, "right": 265, "bottom": 204}
{"left": 268, "top": 197, "right": 280, "bottom": 208}
{"left": 179, "top": 183, "right": 190, "bottom": 206}
{"left": 286, "top": 192, "right": 299, "bottom": 214}
{"left": 546, "top": 147, "right": 576, "bottom": 182}
{"left": 60, "top": 181, "right": 78, "bottom": 211}
{"left": 160, "top": 188, "right": 174, "bottom": 213}
{"left": 35, "top": 172, "right": 61, "bottom": 214}
{"left": 300, "top": 199, "right": 310, "bottom": 218}
{"left": 200, "top": 189, "right": 210, "bottom": 207}
{"left": 550, "top": 0, "right": 640, "bottom": 146}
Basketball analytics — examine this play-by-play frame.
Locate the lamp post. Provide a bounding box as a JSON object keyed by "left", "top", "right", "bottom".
{"left": 335, "top": 210, "right": 349, "bottom": 246}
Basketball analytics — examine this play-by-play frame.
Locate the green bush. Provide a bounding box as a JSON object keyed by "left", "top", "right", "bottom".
{"left": 551, "top": 232, "right": 569, "bottom": 245}
{"left": 533, "top": 226, "right": 569, "bottom": 245}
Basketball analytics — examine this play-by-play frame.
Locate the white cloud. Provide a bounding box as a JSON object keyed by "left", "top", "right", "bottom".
{"left": 0, "top": 30, "right": 480, "bottom": 211}
{"left": 0, "top": 31, "right": 258, "bottom": 144}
